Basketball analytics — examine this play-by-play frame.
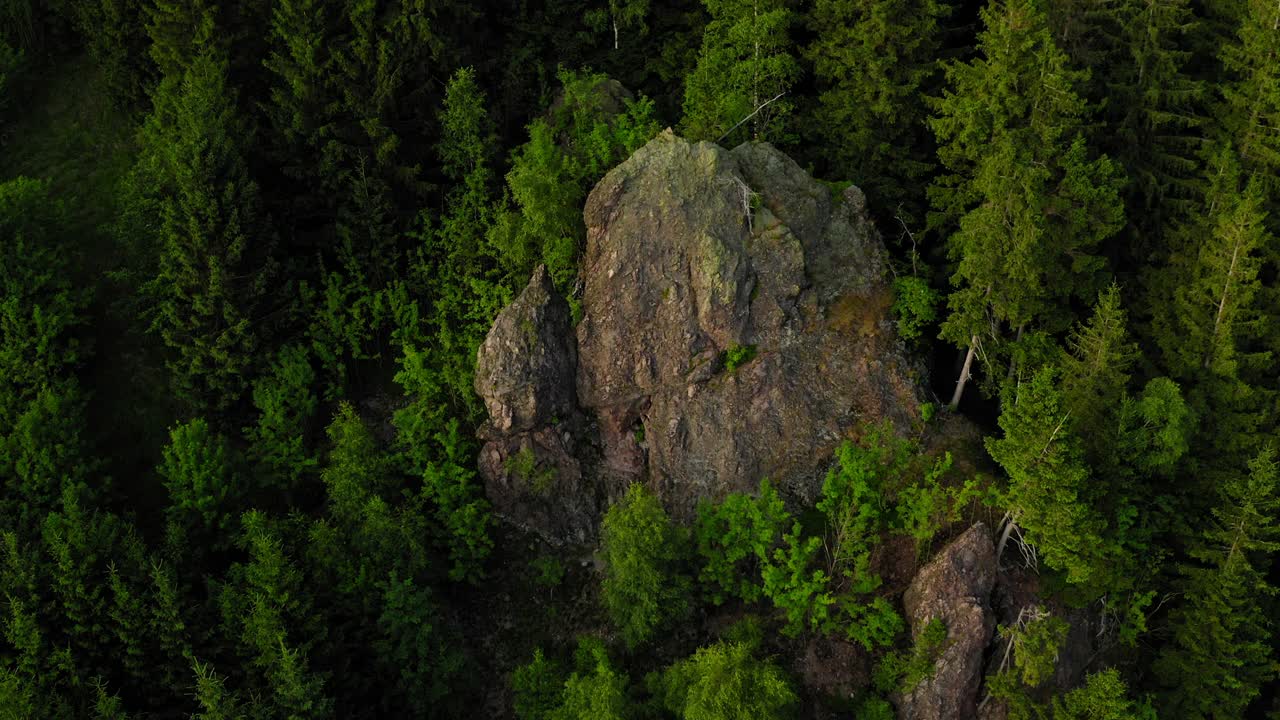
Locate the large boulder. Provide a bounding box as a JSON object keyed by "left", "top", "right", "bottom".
{"left": 475, "top": 266, "right": 597, "bottom": 543}
{"left": 475, "top": 265, "right": 577, "bottom": 435}
{"left": 897, "top": 523, "right": 998, "bottom": 720}
{"left": 576, "top": 130, "right": 922, "bottom": 514}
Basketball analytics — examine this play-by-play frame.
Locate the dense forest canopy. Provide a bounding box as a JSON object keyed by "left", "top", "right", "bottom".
{"left": 1, "top": 0, "right": 1278, "bottom": 717}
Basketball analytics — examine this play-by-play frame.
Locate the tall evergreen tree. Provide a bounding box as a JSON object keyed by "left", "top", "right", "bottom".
{"left": 804, "top": 0, "right": 947, "bottom": 225}
{"left": 1218, "top": 0, "right": 1280, "bottom": 191}
{"left": 928, "top": 0, "right": 1124, "bottom": 408}
{"left": 142, "top": 50, "right": 278, "bottom": 413}
{"left": 1154, "top": 447, "right": 1280, "bottom": 718}
{"left": 681, "top": 0, "right": 800, "bottom": 144}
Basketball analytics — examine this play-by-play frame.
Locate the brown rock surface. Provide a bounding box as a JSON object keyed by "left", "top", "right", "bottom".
{"left": 475, "top": 266, "right": 596, "bottom": 543}
{"left": 577, "top": 131, "right": 922, "bottom": 515}
{"left": 897, "top": 523, "right": 997, "bottom": 720}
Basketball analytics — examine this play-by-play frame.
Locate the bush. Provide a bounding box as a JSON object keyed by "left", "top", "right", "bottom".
{"left": 513, "top": 648, "right": 564, "bottom": 720}
{"left": 651, "top": 640, "right": 798, "bottom": 720}
{"left": 600, "top": 484, "right": 691, "bottom": 648}
{"left": 694, "top": 479, "right": 788, "bottom": 604}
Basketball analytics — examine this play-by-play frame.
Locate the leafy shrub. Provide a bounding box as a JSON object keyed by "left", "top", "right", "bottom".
{"left": 506, "top": 446, "right": 556, "bottom": 494}
{"left": 551, "top": 638, "right": 630, "bottom": 720}
{"left": 873, "top": 617, "right": 947, "bottom": 693}
{"left": 651, "top": 641, "right": 798, "bottom": 720}
{"left": 721, "top": 344, "right": 757, "bottom": 372}
{"left": 891, "top": 275, "right": 939, "bottom": 344}
{"left": 600, "top": 484, "right": 691, "bottom": 647}
{"left": 513, "top": 648, "right": 564, "bottom": 720}
{"left": 531, "top": 556, "right": 565, "bottom": 589}
{"left": 694, "top": 479, "right": 788, "bottom": 604}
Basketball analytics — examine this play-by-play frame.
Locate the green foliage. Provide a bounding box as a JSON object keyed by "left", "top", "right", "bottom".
{"left": 159, "top": 418, "right": 240, "bottom": 550}
{"left": 682, "top": 0, "right": 800, "bottom": 144}
{"left": 514, "top": 648, "right": 566, "bottom": 720}
{"left": 651, "top": 640, "right": 798, "bottom": 720}
{"left": 1154, "top": 446, "right": 1280, "bottom": 719}
{"left": 507, "top": 446, "right": 556, "bottom": 495}
{"left": 1051, "top": 669, "right": 1154, "bottom": 720}
{"left": 65, "top": 0, "right": 155, "bottom": 107}
{"left": 987, "top": 368, "right": 1115, "bottom": 589}
{"left": 492, "top": 69, "right": 660, "bottom": 296}
{"left": 695, "top": 479, "right": 788, "bottom": 605}
{"left": 417, "top": 420, "right": 493, "bottom": 583}
{"left": 930, "top": 0, "right": 1123, "bottom": 388}
{"left": 720, "top": 343, "right": 757, "bottom": 373}
{"left": 600, "top": 483, "right": 691, "bottom": 648}
{"left": 891, "top": 275, "right": 939, "bottom": 345}
{"left": 531, "top": 555, "right": 565, "bottom": 589}
{"left": 873, "top": 617, "right": 947, "bottom": 694}
{"left": 0, "top": 177, "right": 83, "bottom": 428}
{"left": 141, "top": 49, "right": 277, "bottom": 413}
{"left": 804, "top": 0, "right": 947, "bottom": 222}
{"left": 245, "top": 344, "right": 319, "bottom": 491}
{"left": 760, "top": 521, "right": 834, "bottom": 636}
{"left": 550, "top": 638, "right": 630, "bottom": 720}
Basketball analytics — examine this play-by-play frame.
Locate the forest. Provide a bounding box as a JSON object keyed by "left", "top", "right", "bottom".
{"left": 0, "top": 0, "right": 1278, "bottom": 717}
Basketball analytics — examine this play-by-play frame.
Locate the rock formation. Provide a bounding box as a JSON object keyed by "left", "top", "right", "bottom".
{"left": 474, "top": 265, "right": 596, "bottom": 543}
{"left": 896, "top": 523, "right": 998, "bottom": 720}
{"left": 475, "top": 131, "right": 925, "bottom": 540}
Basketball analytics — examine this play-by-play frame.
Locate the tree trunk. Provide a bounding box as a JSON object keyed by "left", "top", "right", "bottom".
{"left": 949, "top": 336, "right": 978, "bottom": 410}
{"left": 613, "top": 19, "right": 619, "bottom": 50}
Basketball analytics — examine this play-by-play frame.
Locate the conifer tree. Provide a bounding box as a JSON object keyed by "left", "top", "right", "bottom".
{"left": 1104, "top": 0, "right": 1206, "bottom": 248}
{"left": 1218, "top": 0, "right": 1280, "bottom": 191}
{"left": 986, "top": 367, "right": 1115, "bottom": 590}
{"left": 929, "top": 0, "right": 1124, "bottom": 408}
{"left": 143, "top": 49, "right": 278, "bottom": 413}
{"left": 145, "top": 0, "right": 216, "bottom": 79}
{"left": 1154, "top": 447, "right": 1280, "bottom": 718}
{"left": 681, "top": 0, "right": 800, "bottom": 144}
{"left": 1060, "top": 285, "right": 1138, "bottom": 450}
{"left": 804, "top": 0, "right": 947, "bottom": 224}
{"left": 159, "top": 418, "right": 240, "bottom": 553}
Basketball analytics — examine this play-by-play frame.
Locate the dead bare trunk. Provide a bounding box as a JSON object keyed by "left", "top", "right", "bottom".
{"left": 950, "top": 336, "right": 978, "bottom": 410}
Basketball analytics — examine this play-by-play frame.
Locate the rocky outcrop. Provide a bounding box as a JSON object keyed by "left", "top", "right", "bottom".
{"left": 475, "top": 266, "right": 597, "bottom": 543}
{"left": 897, "top": 523, "right": 997, "bottom": 720}
{"left": 577, "top": 131, "right": 922, "bottom": 515}
{"left": 476, "top": 131, "right": 926, "bottom": 540}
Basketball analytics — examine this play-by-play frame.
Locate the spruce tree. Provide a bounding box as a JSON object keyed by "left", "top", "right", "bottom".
{"left": 1154, "top": 447, "right": 1280, "bottom": 718}
{"left": 143, "top": 49, "right": 278, "bottom": 413}
{"left": 804, "top": 0, "right": 947, "bottom": 224}
{"left": 681, "top": 0, "right": 800, "bottom": 144}
{"left": 1218, "top": 0, "right": 1280, "bottom": 191}
{"left": 986, "top": 367, "right": 1115, "bottom": 590}
{"left": 929, "top": 0, "right": 1124, "bottom": 408}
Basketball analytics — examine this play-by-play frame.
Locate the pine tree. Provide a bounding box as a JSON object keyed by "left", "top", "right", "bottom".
{"left": 986, "top": 367, "right": 1115, "bottom": 590}
{"left": 600, "top": 483, "right": 691, "bottom": 648}
{"left": 804, "top": 0, "right": 947, "bottom": 225}
{"left": 1104, "top": 0, "right": 1206, "bottom": 249}
{"left": 66, "top": 0, "right": 156, "bottom": 106}
{"left": 1060, "top": 285, "right": 1138, "bottom": 450}
{"left": 929, "top": 0, "right": 1124, "bottom": 408}
{"left": 145, "top": 0, "right": 216, "bottom": 79}
{"left": 681, "top": 0, "right": 800, "bottom": 144}
{"left": 1154, "top": 447, "right": 1280, "bottom": 718}
{"left": 1218, "top": 0, "right": 1280, "bottom": 191}
{"left": 143, "top": 49, "right": 278, "bottom": 413}
{"left": 159, "top": 418, "right": 240, "bottom": 553}
{"left": 245, "top": 344, "right": 319, "bottom": 493}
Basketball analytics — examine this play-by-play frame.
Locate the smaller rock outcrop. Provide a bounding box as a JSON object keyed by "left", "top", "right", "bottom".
{"left": 897, "top": 523, "right": 997, "bottom": 720}
{"left": 475, "top": 266, "right": 598, "bottom": 543}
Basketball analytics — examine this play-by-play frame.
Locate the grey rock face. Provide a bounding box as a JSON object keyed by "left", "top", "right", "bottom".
{"left": 475, "top": 265, "right": 577, "bottom": 435}
{"left": 475, "top": 131, "right": 926, "bottom": 541}
{"left": 897, "top": 523, "right": 998, "bottom": 720}
{"left": 475, "top": 266, "right": 596, "bottom": 543}
{"left": 577, "top": 130, "right": 922, "bottom": 515}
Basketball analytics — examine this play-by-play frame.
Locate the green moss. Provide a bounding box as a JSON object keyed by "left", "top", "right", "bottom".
{"left": 720, "top": 344, "right": 758, "bottom": 373}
